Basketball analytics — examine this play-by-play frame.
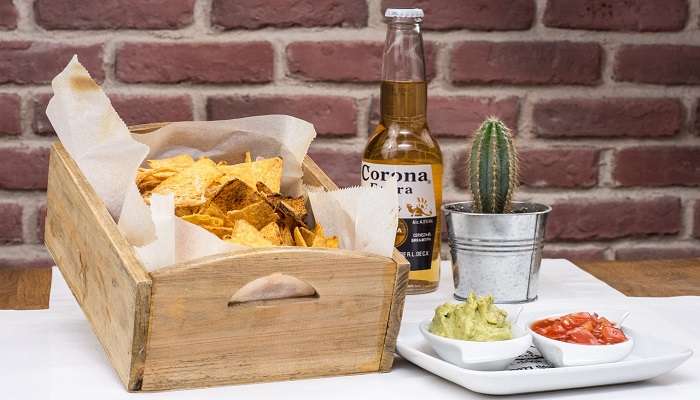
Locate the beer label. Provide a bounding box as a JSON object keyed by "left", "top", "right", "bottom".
{"left": 361, "top": 162, "right": 436, "bottom": 271}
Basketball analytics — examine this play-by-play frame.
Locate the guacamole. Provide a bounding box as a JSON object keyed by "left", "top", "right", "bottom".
{"left": 429, "top": 293, "right": 512, "bottom": 341}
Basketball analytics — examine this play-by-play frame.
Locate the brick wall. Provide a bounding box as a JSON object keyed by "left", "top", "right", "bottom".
{"left": 1, "top": 0, "right": 699, "bottom": 270}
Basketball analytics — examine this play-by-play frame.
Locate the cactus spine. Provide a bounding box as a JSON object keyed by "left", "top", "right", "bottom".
{"left": 468, "top": 117, "right": 519, "bottom": 213}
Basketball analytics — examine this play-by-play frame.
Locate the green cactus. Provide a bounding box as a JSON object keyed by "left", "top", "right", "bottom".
{"left": 468, "top": 117, "right": 519, "bottom": 213}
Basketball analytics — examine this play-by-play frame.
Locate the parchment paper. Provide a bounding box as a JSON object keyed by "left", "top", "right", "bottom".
{"left": 47, "top": 56, "right": 399, "bottom": 270}
{"left": 308, "top": 182, "right": 399, "bottom": 257}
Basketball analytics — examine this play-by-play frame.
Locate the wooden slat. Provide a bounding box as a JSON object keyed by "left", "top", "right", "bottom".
{"left": 379, "top": 252, "right": 409, "bottom": 372}
{"left": 576, "top": 258, "right": 700, "bottom": 297}
{"left": 302, "top": 156, "right": 339, "bottom": 190}
{"left": 45, "top": 143, "right": 152, "bottom": 391}
{"left": 142, "top": 247, "right": 397, "bottom": 391}
{"left": 0, "top": 267, "right": 52, "bottom": 310}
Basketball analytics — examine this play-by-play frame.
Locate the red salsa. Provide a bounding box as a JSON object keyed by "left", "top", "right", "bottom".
{"left": 531, "top": 312, "right": 628, "bottom": 345}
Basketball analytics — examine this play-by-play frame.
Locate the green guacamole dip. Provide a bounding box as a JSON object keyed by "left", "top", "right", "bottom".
{"left": 429, "top": 293, "right": 512, "bottom": 341}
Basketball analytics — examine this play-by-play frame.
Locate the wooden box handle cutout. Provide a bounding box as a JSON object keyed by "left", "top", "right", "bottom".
{"left": 228, "top": 272, "right": 318, "bottom": 306}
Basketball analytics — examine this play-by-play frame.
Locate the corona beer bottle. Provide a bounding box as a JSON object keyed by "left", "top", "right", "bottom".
{"left": 361, "top": 8, "right": 443, "bottom": 294}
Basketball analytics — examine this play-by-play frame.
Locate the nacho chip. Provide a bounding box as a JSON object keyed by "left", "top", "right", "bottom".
{"left": 152, "top": 158, "right": 222, "bottom": 207}
{"left": 147, "top": 154, "right": 194, "bottom": 170}
{"left": 198, "top": 202, "right": 227, "bottom": 221}
{"left": 175, "top": 206, "right": 198, "bottom": 217}
{"left": 202, "top": 225, "right": 233, "bottom": 239}
{"left": 324, "top": 236, "right": 339, "bottom": 248}
{"left": 282, "top": 197, "right": 307, "bottom": 219}
{"left": 226, "top": 220, "right": 273, "bottom": 247}
{"left": 296, "top": 223, "right": 339, "bottom": 248}
{"left": 279, "top": 224, "right": 295, "bottom": 246}
{"left": 257, "top": 182, "right": 308, "bottom": 226}
{"left": 207, "top": 178, "right": 263, "bottom": 213}
{"left": 226, "top": 201, "right": 278, "bottom": 230}
{"left": 136, "top": 171, "right": 164, "bottom": 194}
{"left": 218, "top": 157, "right": 283, "bottom": 193}
{"left": 293, "top": 226, "right": 308, "bottom": 247}
{"left": 181, "top": 214, "right": 225, "bottom": 227}
{"left": 299, "top": 226, "right": 315, "bottom": 246}
{"left": 260, "top": 222, "right": 282, "bottom": 245}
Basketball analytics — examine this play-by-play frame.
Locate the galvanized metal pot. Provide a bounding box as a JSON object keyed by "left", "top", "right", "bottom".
{"left": 443, "top": 201, "right": 551, "bottom": 304}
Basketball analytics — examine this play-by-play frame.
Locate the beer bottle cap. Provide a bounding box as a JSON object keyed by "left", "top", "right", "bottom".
{"left": 384, "top": 8, "right": 424, "bottom": 19}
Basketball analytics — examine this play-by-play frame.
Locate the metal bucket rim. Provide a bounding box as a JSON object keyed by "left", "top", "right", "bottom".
{"left": 442, "top": 201, "right": 551, "bottom": 216}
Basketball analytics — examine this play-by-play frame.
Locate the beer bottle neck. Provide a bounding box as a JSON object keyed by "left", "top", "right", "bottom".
{"left": 382, "top": 20, "right": 426, "bottom": 82}
{"left": 381, "top": 20, "right": 427, "bottom": 126}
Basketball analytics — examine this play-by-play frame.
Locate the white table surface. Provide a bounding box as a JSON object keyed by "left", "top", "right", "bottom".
{"left": 1, "top": 259, "right": 698, "bottom": 399}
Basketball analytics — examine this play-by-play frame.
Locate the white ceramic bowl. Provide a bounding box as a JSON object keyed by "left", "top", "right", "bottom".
{"left": 527, "top": 312, "right": 634, "bottom": 367}
{"left": 419, "top": 319, "right": 532, "bottom": 371}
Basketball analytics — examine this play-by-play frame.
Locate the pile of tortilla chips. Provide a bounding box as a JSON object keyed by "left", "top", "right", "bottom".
{"left": 136, "top": 152, "right": 338, "bottom": 249}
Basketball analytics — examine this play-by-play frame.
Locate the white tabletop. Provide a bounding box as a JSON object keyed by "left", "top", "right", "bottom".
{"left": 1, "top": 260, "right": 698, "bottom": 399}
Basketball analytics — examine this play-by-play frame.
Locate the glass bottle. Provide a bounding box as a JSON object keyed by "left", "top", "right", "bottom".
{"left": 361, "top": 8, "right": 443, "bottom": 294}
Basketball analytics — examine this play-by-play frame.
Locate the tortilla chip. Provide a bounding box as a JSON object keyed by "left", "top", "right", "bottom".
{"left": 257, "top": 182, "right": 308, "bottom": 226}
{"left": 175, "top": 206, "right": 198, "bottom": 217}
{"left": 226, "top": 220, "right": 273, "bottom": 247}
{"left": 207, "top": 178, "right": 263, "bottom": 213}
{"left": 279, "top": 224, "right": 295, "bottom": 246}
{"left": 293, "top": 227, "right": 307, "bottom": 247}
{"left": 324, "top": 236, "right": 339, "bottom": 248}
{"left": 152, "top": 158, "right": 222, "bottom": 207}
{"left": 260, "top": 222, "right": 282, "bottom": 245}
{"left": 218, "top": 157, "right": 283, "bottom": 193}
{"left": 299, "top": 226, "right": 315, "bottom": 246}
{"left": 226, "top": 201, "right": 278, "bottom": 230}
{"left": 181, "top": 214, "right": 225, "bottom": 227}
{"left": 282, "top": 197, "right": 307, "bottom": 219}
{"left": 136, "top": 171, "right": 163, "bottom": 194}
{"left": 147, "top": 154, "right": 194, "bottom": 170}
{"left": 198, "top": 202, "right": 227, "bottom": 221}
{"left": 151, "top": 170, "right": 178, "bottom": 179}
{"left": 202, "top": 225, "right": 233, "bottom": 239}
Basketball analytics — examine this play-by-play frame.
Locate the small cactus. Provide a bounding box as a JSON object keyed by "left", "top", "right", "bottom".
{"left": 468, "top": 117, "right": 519, "bottom": 213}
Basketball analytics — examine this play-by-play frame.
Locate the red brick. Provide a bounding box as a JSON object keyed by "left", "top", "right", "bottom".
{"left": 614, "top": 45, "right": 700, "bottom": 84}
{"left": 696, "top": 99, "right": 700, "bottom": 135}
{"left": 307, "top": 147, "right": 362, "bottom": 187}
{"left": 381, "top": 0, "right": 534, "bottom": 31}
{"left": 544, "top": 0, "right": 688, "bottom": 32}
{"left": 694, "top": 200, "right": 700, "bottom": 238}
{"left": 0, "top": 0, "right": 17, "bottom": 29}
{"left": 116, "top": 42, "right": 273, "bottom": 84}
{"left": 33, "top": 94, "right": 193, "bottom": 135}
{"left": 451, "top": 41, "right": 601, "bottom": 85}
{"left": 543, "top": 247, "right": 607, "bottom": 261}
{"left": 207, "top": 96, "right": 357, "bottom": 137}
{"left": 0, "top": 203, "right": 22, "bottom": 244}
{"left": 0, "top": 94, "right": 20, "bottom": 136}
{"left": 615, "top": 246, "right": 700, "bottom": 261}
{"left": 453, "top": 148, "right": 599, "bottom": 189}
{"left": 37, "top": 204, "right": 47, "bottom": 244}
{"left": 613, "top": 147, "right": 700, "bottom": 187}
{"left": 519, "top": 148, "right": 599, "bottom": 188}
{"left": 546, "top": 197, "right": 681, "bottom": 241}
{"left": 212, "top": 0, "right": 367, "bottom": 29}
{"left": 533, "top": 98, "right": 683, "bottom": 138}
{"left": 35, "top": 0, "right": 194, "bottom": 29}
{"left": 370, "top": 96, "right": 519, "bottom": 137}
{"left": 0, "top": 42, "right": 103, "bottom": 84}
{"left": 0, "top": 146, "right": 49, "bottom": 190}
{"left": 286, "top": 41, "right": 436, "bottom": 83}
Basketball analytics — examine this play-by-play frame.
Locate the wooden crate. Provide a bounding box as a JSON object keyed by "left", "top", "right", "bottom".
{"left": 44, "top": 125, "right": 409, "bottom": 392}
